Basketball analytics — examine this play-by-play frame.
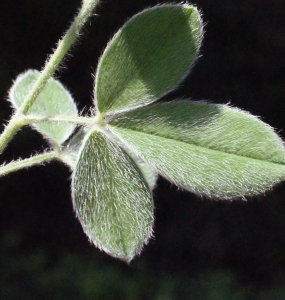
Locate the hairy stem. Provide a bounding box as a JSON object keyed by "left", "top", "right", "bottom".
{"left": 0, "top": 0, "right": 100, "bottom": 154}
{"left": 18, "top": 0, "right": 100, "bottom": 116}
{"left": 0, "top": 119, "right": 27, "bottom": 154}
{"left": 22, "top": 115, "right": 95, "bottom": 126}
{"left": 22, "top": 112, "right": 105, "bottom": 126}
{"left": 0, "top": 151, "right": 58, "bottom": 177}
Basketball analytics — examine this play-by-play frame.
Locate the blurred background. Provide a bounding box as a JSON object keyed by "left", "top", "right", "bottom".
{"left": 1, "top": 0, "right": 285, "bottom": 299}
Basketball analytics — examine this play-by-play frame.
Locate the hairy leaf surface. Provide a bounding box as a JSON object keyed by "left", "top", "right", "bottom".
{"left": 110, "top": 101, "right": 285, "bottom": 164}
{"left": 105, "top": 129, "right": 158, "bottom": 191}
{"left": 65, "top": 127, "right": 157, "bottom": 190}
{"left": 9, "top": 70, "right": 77, "bottom": 144}
{"left": 95, "top": 4, "right": 202, "bottom": 115}
{"left": 72, "top": 129, "right": 154, "bottom": 262}
{"left": 110, "top": 101, "right": 285, "bottom": 198}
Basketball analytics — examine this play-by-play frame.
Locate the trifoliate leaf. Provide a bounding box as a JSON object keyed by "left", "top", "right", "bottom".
{"left": 109, "top": 101, "right": 285, "bottom": 198}
{"left": 72, "top": 129, "right": 154, "bottom": 262}
{"left": 9, "top": 70, "right": 78, "bottom": 144}
{"left": 95, "top": 4, "right": 202, "bottom": 115}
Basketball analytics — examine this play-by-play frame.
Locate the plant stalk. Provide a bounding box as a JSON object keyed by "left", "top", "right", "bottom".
{"left": 22, "top": 115, "right": 95, "bottom": 126}
{"left": 0, "top": 0, "right": 100, "bottom": 155}
{"left": 0, "top": 151, "right": 58, "bottom": 177}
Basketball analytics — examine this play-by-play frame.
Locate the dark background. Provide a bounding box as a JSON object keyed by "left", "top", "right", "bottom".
{"left": 1, "top": 0, "right": 285, "bottom": 299}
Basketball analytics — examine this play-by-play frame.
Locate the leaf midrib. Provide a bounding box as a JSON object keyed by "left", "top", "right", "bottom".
{"left": 99, "top": 133, "right": 130, "bottom": 259}
{"left": 111, "top": 125, "right": 285, "bottom": 167}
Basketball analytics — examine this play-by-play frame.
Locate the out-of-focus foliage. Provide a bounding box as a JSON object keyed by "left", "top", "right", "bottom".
{"left": 1, "top": 232, "right": 285, "bottom": 300}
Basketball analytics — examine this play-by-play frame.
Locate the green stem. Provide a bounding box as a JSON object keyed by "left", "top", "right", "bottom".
{"left": 0, "top": 151, "right": 58, "bottom": 177}
{"left": 0, "top": 119, "right": 27, "bottom": 154}
{"left": 22, "top": 115, "right": 95, "bottom": 126}
{"left": 19, "top": 0, "right": 100, "bottom": 116}
{"left": 0, "top": 0, "right": 100, "bottom": 155}
{"left": 21, "top": 111, "right": 105, "bottom": 126}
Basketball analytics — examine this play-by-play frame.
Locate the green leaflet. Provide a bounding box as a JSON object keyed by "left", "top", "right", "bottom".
{"left": 72, "top": 129, "right": 154, "bottom": 262}
{"left": 109, "top": 101, "right": 285, "bottom": 198}
{"left": 95, "top": 4, "right": 202, "bottom": 115}
{"left": 109, "top": 101, "right": 285, "bottom": 164}
{"left": 9, "top": 70, "right": 78, "bottom": 144}
{"left": 64, "top": 127, "right": 157, "bottom": 190}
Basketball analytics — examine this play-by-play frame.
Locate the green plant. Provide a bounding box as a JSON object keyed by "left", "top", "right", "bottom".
{"left": 1, "top": 0, "right": 285, "bottom": 262}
